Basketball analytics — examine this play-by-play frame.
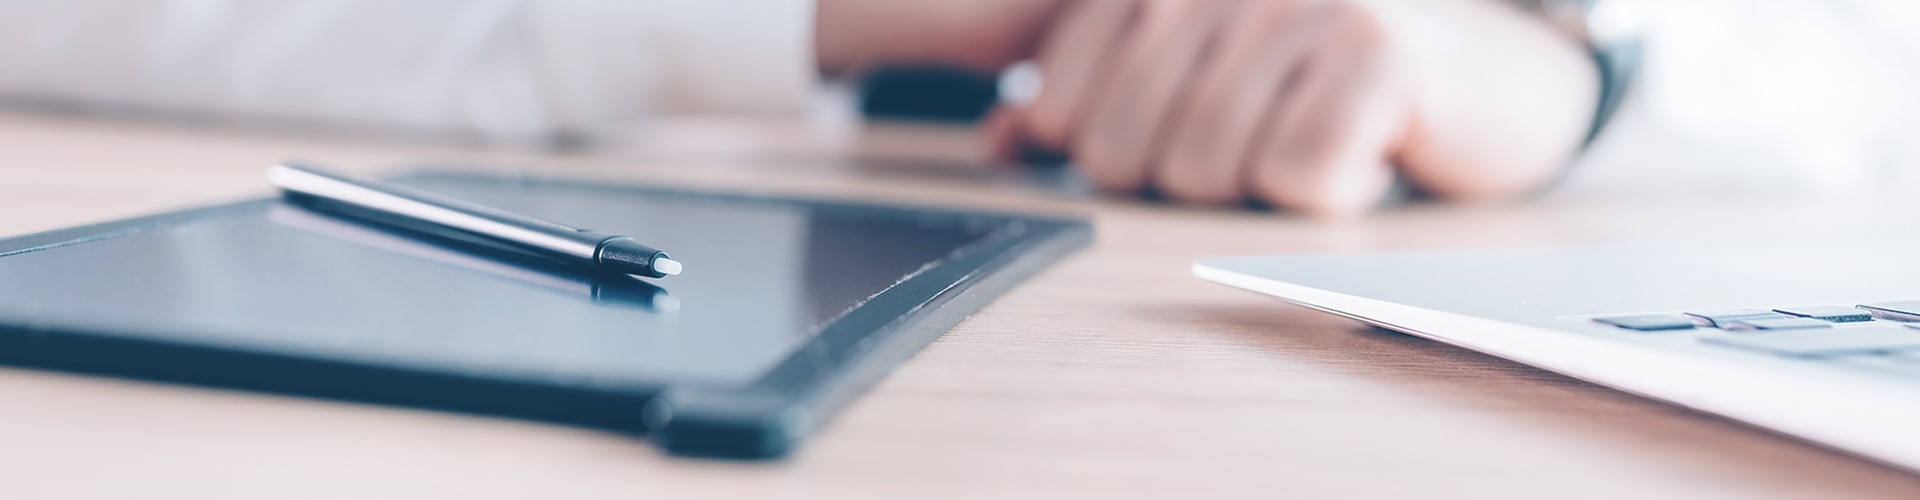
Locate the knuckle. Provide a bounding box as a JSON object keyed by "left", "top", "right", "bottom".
{"left": 1250, "top": 154, "right": 1335, "bottom": 212}
{"left": 1076, "top": 109, "right": 1157, "bottom": 178}
{"left": 1167, "top": 131, "right": 1219, "bottom": 168}
{"left": 1153, "top": 156, "right": 1238, "bottom": 205}
{"left": 1153, "top": 137, "right": 1203, "bottom": 184}
{"left": 1022, "top": 106, "right": 1075, "bottom": 148}
{"left": 1248, "top": 157, "right": 1300, "bottom": 206}
{"left": 1272, "top": 130, "right": 1341, "bottom": 172}
{"left": 1075, "top": 142, "right": 1148, "bottom": 193}
{"left": 1162, "top": 174, "right": 1243, "bottom": 205}
{"left": 1249, "top": 154, "right": 1386, "bottom": 218}
{"left": 1154, "top": 124, "right": 1243, "bottom": 204}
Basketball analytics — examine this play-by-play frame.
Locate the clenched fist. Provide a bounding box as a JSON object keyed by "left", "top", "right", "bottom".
{"left": 991, "top": 0, "right": 1600, "bottom": 217}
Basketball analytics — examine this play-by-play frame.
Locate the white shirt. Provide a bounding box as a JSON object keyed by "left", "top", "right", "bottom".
{"left": 1560, "top": 0, "right": 1920, "bottom": 198}
{"left": 2, "top": 0, "right": 1915, "bottom": 195}
{"left": 0, "top": 0, "right": 817, "bottom": 142}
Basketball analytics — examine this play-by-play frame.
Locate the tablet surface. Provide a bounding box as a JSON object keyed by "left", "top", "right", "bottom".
{"left": 0, "top": 169, "right": 1090, "bottom": 458}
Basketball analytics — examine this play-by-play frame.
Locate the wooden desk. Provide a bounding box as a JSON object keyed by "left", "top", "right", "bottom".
{"left": 3, "top": 112, "right": 1918, "bottom": 499}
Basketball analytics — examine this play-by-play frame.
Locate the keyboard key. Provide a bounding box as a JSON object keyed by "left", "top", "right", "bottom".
{"left": 1859, "top": 301, "right": 1920, "bottom": 322}
{"left": 1726, "top": 317, "right": 1833, "bottom": 331}
{"left": 1702, "top": 327, "right": 1920, "bottom": 357}
{"left": 1594, "top": 314, "right": 1696, "bottom": 331}
{"left": 1773, "top": 306, "right": 1874, "bottom": 323}
{"left": 1685, "top": 309, "right": 1787, "bottom": 328}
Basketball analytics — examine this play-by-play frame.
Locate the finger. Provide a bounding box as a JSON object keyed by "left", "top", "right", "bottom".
{"left": 1152, "top": 1, "right": 1326, "bottom": 204}
{"left": 1074, "top": 0, "right": 1241, "bottom": 193}
{"left": 1018, "top": 0, "right": 1139, "bottom": 151}
{"left": 1245, "top": 6, "right": 1405, "bottom": 218}
{"left": 982, "top": 105, "right": 1025, "bottom": 164}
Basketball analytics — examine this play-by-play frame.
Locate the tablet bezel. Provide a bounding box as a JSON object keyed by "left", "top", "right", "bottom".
{"left": 0, "top": 169, "right": 1092, "bottom": 458}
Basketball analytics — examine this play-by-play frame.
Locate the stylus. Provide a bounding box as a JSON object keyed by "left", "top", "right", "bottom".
{"left": 267, "top": 162, "right": 683, "bottom": 279}
{"left": 266, "top": 204, "right": 679, "bottom": 311}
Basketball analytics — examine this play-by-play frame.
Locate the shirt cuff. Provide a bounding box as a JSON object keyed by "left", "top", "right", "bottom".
{"left": 529, "top": 0, "right": 818, "bottom": 128}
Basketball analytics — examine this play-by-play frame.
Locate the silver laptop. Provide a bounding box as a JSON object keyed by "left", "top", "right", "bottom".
{"left": 1195, "top": 237, "right": 1920, "bottom": 471}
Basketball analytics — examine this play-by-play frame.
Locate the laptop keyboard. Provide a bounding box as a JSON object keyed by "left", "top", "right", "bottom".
{"left": 1593, "top": 301, "right": 1920, "bottom": 358}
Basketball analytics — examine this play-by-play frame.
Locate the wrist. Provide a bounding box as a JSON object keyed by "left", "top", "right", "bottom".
{"left": 1507, "top": 0, "right": 1644, "bottom": 146}
{"left": 1387, "top": 0, "right": 1603, "bottom": 198}
{"left": 814, "top": 0, "right": 890, "bottom": 77}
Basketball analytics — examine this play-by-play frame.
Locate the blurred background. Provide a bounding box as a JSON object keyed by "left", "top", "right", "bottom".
{"left": 2, "top": 0, "right": 1918, "bottom": 211}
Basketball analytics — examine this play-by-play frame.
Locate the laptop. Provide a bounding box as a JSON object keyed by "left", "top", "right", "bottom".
{"left": 1195, "top": 236, "right": 1920, "bottom": 471}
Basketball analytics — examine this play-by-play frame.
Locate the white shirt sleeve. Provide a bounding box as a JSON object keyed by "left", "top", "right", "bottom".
{"left": 0, "top": 0, "right": 818, "bottom": 141}
{"left": 1555, "top": 0, "right": 1920, "bottom": 199}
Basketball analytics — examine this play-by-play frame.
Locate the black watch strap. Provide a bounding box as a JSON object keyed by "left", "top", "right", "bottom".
{"left": 1583, "top": 37, "right": 1640, "bottom": 146}
{"left": 1516, "top": 0, "right": 1643, "bottom": 147}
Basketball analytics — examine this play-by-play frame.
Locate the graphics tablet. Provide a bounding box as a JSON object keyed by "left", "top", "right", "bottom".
{"left": 0, "top": 169, "right": 1090, "bottom": 458}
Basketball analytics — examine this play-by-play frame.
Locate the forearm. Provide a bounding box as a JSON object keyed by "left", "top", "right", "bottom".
{"left": 814, "top": 0, "right": 1065, "bottom": 77}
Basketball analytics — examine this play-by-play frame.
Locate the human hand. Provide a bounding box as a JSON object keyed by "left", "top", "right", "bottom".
{"left": 992, "top": 0, "right": 1600, "bottom": 217}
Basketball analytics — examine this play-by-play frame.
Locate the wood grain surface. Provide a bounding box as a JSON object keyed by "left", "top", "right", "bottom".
{"left": 2, "top": 111, "right": 1918, "bottom": 499}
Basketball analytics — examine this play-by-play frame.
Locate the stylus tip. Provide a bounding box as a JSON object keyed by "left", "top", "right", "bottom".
{"left": 653, "top": 257, "right": 683, "bottom": 276}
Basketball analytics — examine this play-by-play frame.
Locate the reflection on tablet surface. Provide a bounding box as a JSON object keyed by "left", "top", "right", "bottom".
{"left": 266, "top": 204, "right": 678, "bottom": 313}
{"left": 0, "top": 177, "right": 1005, "bottom": 387}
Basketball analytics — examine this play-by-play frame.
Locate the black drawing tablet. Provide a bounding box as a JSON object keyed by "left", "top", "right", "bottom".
{"left": 0, "top": 169, "right": 1090, "bottom": 458}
